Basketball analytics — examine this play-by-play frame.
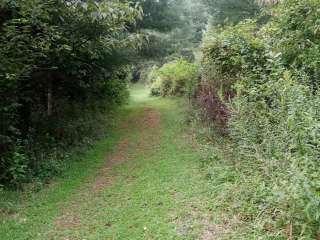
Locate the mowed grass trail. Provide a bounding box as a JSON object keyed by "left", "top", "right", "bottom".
{"left": 1, "top": 85, "right": 216, "bottom": 240}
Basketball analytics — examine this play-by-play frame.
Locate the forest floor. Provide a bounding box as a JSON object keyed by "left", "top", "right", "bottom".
{"left": 0, "top": 85, "right": 226, "bottom": 240}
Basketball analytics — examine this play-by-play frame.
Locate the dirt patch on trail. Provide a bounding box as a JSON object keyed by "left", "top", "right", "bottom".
{"left": 53, "top": 138, "right": 132, "bottom": 231}
{"left": 201, "top": 224, "right": 229, "bottom": 240}
{"left": 173, "top": 199, "right": 230, "bottom": 240}
{"left": 125, "top": 107, "right": 161, "bottom": 130}
{"left": 51, "top": 107, "right": 161, "bottom": 236}
{"left": 92, "top": 138, "right": 130, "bottom": 195}
{"left": 92, "top": 108, "right": 160, "bottom": 188}
{"left": 142, "top": 107, "right": 161, "bottom": 128}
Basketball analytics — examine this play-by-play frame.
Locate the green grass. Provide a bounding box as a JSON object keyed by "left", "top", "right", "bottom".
{"left": 0, "top": 85, "right": 216, "bottom": 240}
{"left": 1, "top": 85, "right": 310, "bottom": 240}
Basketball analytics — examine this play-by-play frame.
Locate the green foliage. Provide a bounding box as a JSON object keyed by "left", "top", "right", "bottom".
{"left": 149, "top": 59, "right": 199, "bottom": 97}
{"left": 201, "top": 20, "right": 266, "bottom": 99}
{"left": 203, "top": 0, "right": 261, "bottom": 25}
{"left": 198, "top": 0, "right": 320, "bottom": 238}
{"left": 0, "top": 0, "right": 142, "bottom": 186}
{"left": 269, "top": 0, "right": 320, "bottom": 90}
{"left": 133, "top": 0, "right": 208, "bottom": 61}
{"left": 230, "top": 64, "right": 320, "bottom": 238}
{"left": 135, "top": 0, "right": 183, "bottom": 32}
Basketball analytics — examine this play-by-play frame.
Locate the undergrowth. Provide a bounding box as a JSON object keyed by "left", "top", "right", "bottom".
{"left": 195, "top": 0, "right": 320, "bottom": 238}
{"left": 189, "top": 106, "right": 287, "bottom": 239}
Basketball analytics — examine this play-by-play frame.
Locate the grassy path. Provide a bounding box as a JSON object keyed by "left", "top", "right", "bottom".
{"left": 1, "top": 86, "right": 217, "bottom": 240}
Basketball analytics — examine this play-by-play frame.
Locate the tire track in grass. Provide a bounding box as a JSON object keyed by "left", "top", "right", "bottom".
{"left": 48, "top": 107, "right": 162, "bottom": 239}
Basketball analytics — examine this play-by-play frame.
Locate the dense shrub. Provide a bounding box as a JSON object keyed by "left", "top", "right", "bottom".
{"left": 270, "top": 0, "right": 320, "bottom": 90}
{"left": 230, "top": 58, "right": 320, "bottom": 238}
{"left": 198, "top": 20, "right": 266, "bottom": 128}
{"left": 0, "top": 0, "right": 142, "bottom": 186}
{"left": 149, "top": 58, "right": 199, "bottom": 97}
{"left": 198, "top": 0, "right": 320, "bottom": 238}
